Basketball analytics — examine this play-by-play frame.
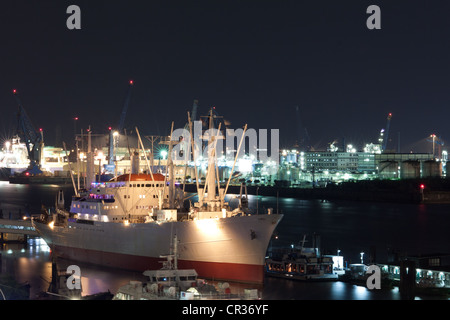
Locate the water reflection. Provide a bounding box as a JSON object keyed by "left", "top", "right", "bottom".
{"left": 1, "top": 183, "right": 450, "bottom": 300}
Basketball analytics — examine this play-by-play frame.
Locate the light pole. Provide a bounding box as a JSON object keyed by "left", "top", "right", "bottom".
{"left": 430, "top": 134, "right": 436, "bottom": 159}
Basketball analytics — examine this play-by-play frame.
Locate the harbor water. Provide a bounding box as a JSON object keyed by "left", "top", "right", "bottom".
{"left": 0, "top": 181, "right": 449, "bottom": 300}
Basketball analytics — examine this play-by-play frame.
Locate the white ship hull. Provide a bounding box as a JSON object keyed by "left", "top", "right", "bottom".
{"left": 33, "top": 213, "right": 282, "bottom": 284}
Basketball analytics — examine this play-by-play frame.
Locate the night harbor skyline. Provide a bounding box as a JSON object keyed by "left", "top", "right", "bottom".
{"left": 1, "top": 1, "right": 450, "bottom": 154}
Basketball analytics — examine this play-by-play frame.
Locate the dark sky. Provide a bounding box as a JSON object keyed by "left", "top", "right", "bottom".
{"left": 1, "top": 0, "right": 450, "bottom": 152}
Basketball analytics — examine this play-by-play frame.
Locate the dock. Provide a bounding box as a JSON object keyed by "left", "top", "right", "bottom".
{"left": 0, "top": 218, "right": 39, "bottom": 243}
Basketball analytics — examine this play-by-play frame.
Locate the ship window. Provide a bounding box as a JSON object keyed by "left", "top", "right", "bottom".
{"left": 133, "top": 184, "right": 136, "bottom": 187}
{"left": 156, "top": 184, "right": 159, "bottom": 187}
{"left": 137, "top": 184, "right": 140, "bottom": 187}
{"left": 146, "top": 184, "right": 150, "bottom": 187}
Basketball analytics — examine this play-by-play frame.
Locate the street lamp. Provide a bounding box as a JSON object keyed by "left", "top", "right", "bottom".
{"left": 430, "top": 134, "right": 436, "bottom": 158}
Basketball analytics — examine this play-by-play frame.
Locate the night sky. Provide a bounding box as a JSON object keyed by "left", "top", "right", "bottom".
{"left": 1, "top": 1, "right": 450, "bottom": 152}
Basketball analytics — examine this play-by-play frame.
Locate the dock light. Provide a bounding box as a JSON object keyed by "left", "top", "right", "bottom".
{"left": 160, "top": 150, "right": 168, "bottom": 160}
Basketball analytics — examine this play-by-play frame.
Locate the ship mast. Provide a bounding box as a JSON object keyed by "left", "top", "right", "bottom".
{"left": 193, "top": 108, "right": 247, "bottom": 212}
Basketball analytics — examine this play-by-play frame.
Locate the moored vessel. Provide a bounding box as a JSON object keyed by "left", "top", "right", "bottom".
{"left": 32, "top": 112, "right": 283, "bottom": 284}
{"left": 265, "top": 234, "right": 343, "bottom": 281}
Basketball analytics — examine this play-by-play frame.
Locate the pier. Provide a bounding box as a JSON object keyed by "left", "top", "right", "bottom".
{"left": 0, "top": 219, "right": 38, "bottom": 243}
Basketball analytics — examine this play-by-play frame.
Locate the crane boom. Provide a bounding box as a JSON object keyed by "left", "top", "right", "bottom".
{"left": 382, "top": 113, "right": 392, "bottom": 152}
{"left": 118, "top": 80, "right": 134, "bottom": 133}
{"left": 13, "top": 89, "right": 43, "bottom": 173}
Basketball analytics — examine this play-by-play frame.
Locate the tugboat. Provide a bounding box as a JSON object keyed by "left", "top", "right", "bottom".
{"left": 265, "top": 234, "right": 343, "bottom": 281}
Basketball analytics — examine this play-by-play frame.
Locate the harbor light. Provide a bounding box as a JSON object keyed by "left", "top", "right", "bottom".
{"left": 160, "top": 150, "right": 168, "bottom": 160}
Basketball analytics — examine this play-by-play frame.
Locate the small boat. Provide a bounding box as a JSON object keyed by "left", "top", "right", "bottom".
{"left": 113, "top": 235, "right": 260, "bottom": 300}
{"left": 265, "top": 234, "right": 342, "bottom": 281}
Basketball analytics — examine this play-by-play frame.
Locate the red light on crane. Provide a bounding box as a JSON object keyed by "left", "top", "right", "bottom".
{"left": 420, "top": 184, "right": 425, "bottom": 190}
{"left": 108, "top": 126, "right": 112, "bottom": 131}
{"left": 129, "top": 80, "right": 134, "bottom": 85}
{"left": 39, "top": 128, "right": 43, "bottom": 132}
{"left": 13, "top": 89, "right": 17, "bottom": 94}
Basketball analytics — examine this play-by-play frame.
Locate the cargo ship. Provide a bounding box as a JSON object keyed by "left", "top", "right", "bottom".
{"left": 33, "top": 113, "right": 283, "bottom": 284}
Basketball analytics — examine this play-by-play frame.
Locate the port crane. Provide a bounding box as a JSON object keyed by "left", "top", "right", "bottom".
{"left": 118, "top": 80, "right": 134, "bottom": 133}
{"left": 108, "top": 80, "right": 134, "bottom": 168}
{"left": 378, "top": 112, "right": 392, "bottom": 153}
{"left": 13, "top": 89, "right": 44, "bottom": 174}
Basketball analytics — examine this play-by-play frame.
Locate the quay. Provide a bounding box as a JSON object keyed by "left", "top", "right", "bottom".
{"left": 341, "top": 260, "right": 450, "bottom": 299}
{"left": 0, "top": 218, "right": 38, "bottom": 243}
